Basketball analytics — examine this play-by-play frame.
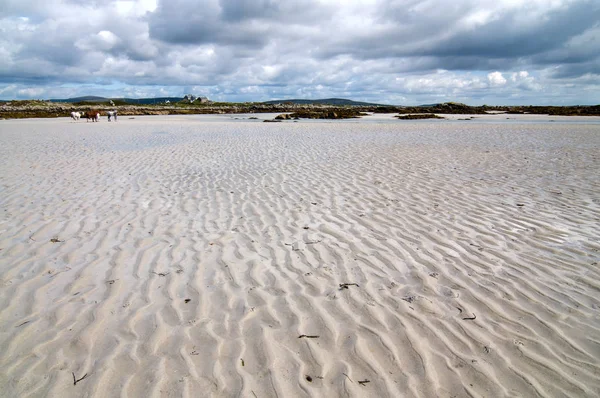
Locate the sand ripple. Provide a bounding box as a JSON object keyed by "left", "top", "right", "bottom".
{"left": 1, "top": 117, "right": 599, "bottom": 397}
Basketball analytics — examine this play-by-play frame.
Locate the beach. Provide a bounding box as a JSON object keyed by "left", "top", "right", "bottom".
{"left": 1, "top": 114, "right": 599, "bottom": 397}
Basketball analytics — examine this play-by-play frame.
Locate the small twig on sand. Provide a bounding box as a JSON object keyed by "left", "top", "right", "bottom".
{"left": 339, "top": 283, "right": 359, "bottom": 290}
{"left": 463, "top": 313, "right": 477, "bottom": 321}
{"left": 151, "top": 271, "right": 169, "bottom": 277}
{"left": 48, "top": 267, "right": 72, "bottom": 278}
{"left": 358, "top": 379, "right": 370, "bottom": 385}
{"left": 16, "top": 321, "right": 31, "bottom": 327}
{"left": 72, "top": 372, "right": 88, "bottom": 386}
{"left": 50, "top": 238, "right": 64, "bottom": 243}
{"left": 342, "top": 373, "right": 353, "bottom": 383}
{"left": 298, "top": 335, "right": 320, "bottom": 339}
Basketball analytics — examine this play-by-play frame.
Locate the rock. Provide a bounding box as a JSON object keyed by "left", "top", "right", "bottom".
{"left": 396, "top": 114, "right": 444, "bottom": 120}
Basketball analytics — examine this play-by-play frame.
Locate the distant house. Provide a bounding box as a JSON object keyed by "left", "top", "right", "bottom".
{"left": 183, "top": 94, "right": 210, "bottom": 104}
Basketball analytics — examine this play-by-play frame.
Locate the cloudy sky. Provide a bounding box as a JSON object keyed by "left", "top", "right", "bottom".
{"left": 0, "top": 0, "right": 599, "bottom": 105}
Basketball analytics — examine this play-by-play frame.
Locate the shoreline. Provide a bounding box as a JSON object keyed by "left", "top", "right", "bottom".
{"left": 1, "top": 101, "right": 599, "bottom": 120}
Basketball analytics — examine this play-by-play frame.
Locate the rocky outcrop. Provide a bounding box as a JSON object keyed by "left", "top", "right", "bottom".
{"left": 274, "top": 113, "right": 296, "bottom": 120}
{"left": 396, "top": 114, "right": 444, "bottom": 120}
{"left": 287, "top": 108, "right": 366, "bottom": 119}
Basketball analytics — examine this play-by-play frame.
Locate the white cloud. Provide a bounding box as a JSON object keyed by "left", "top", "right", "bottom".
{"left": 76, "top": 31, "right": 121, "bottom": 51}
{"left": 0, "top": 0, "right": 598, "bottom": 104}
{"left": 488, "top": 71, "right": 507, "bottom": 86}
{"left": 114, "top": 0, "right": 157, "bottom": 17}
{"left": 17, "top": 87, "right": 45, "bottom": 97}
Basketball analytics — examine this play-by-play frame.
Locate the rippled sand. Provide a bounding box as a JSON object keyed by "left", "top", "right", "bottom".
{"left": 1, "top": 115, "right": 599, "bottom": 397}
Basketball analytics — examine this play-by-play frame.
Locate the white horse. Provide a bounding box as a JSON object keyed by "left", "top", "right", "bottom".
{"left": 107, "top": 110, "right": 117, "bottom": 122}
{"left": 71, "top": 111, "right": 81, "bottom": 121}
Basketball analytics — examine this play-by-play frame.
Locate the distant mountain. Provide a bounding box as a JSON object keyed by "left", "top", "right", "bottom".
{"left": 262, "top": 98, "right": 386, "bottom": 106}
{"left": 50, "top": 96, "right": 108, "bottom": 103}
{"left": 418, "top": 102, "right": 470, "bottom": 107}
{"left": 49, "top": 96, "right": 184, "bottom": 104}
{"left": 117, "top": 97, "right": 184, "bottom": 105}
{"left": 45, "top": 96, "right": 385, "bottom": 106}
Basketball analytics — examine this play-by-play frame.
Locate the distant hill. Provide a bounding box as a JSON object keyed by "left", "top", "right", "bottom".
{"left": 49, "top": 96, "right": 183, "bottom": 104}
{"left": 262, "top": 98, "right": 386, "bottom": 106}
{"left": 45, "top": 96, "right": 383, "bottom": 106}
{"left": 418, "top": 102, "right": 470, "bottom": 107}
{"left": 119, "top": 97, "right": 184, "bottom": 105}
{"left": 50, "top": 96, "right": 108, "bottom": 103}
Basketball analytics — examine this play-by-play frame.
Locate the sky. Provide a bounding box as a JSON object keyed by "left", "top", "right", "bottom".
{"left": 0, "top": 0, "right": 599, "bottom": 105}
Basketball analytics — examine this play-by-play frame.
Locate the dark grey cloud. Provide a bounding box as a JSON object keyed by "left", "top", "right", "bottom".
{"left": 0, "top": 0, "right": 598, "bottom": 104}
{"left": 219, "top": 0, "right": 281, "bottom": 21}
{"left": 428, "top": 1, "right": 600, "bottom": 58}
{"left": 147, "top": 0, "right": 328, "bottom": 47}
{"left": 318, "top": 1, "right": 600, "bottom": 66}
{"left": 148, "top": 0, "right": 269, "bottom": 47}
{"left": 550, "top": 60, "right": 600, "bottom": 79}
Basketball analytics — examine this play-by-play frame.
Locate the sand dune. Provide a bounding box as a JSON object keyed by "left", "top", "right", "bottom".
{"left": 1, "top": 115, "right": 599, "bottom": 397}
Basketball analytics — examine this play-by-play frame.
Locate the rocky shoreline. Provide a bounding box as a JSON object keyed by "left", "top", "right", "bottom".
{"left": 0, "top": 102, "right": 371, "bottom": 120}
{"left": 1, "top": 100, "right": 599, "bottom": 120}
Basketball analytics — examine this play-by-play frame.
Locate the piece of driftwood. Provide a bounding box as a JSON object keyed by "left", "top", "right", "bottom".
{"left": 339, "top": 283, "right": 359, "bottom": 290}
{"left": 72, "top": 372, "right": 88, "bottom": 386}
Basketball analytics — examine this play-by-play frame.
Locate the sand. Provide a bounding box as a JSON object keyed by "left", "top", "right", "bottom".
{"left": 1, "top": 114, "right": 599, "bottom": 397}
